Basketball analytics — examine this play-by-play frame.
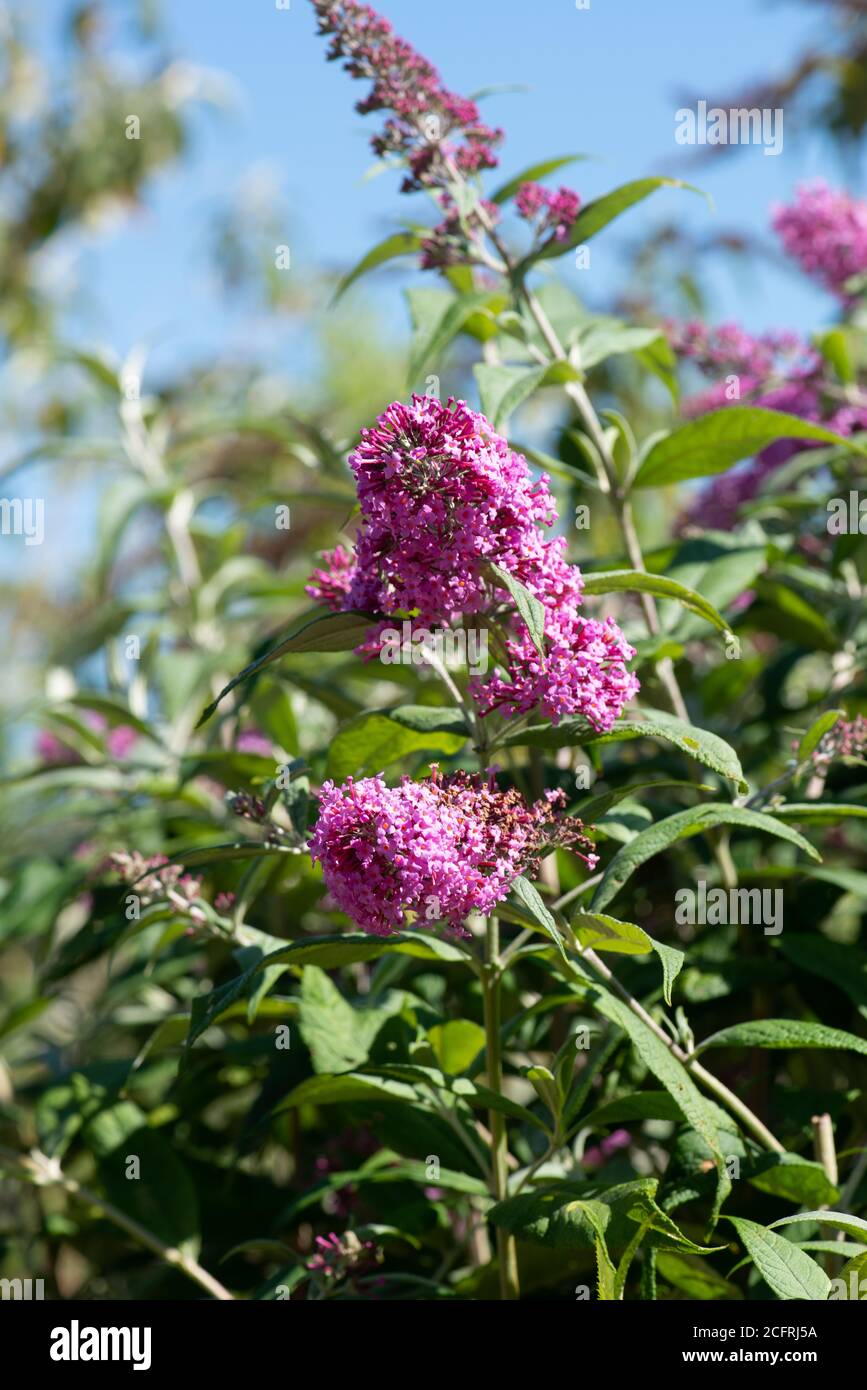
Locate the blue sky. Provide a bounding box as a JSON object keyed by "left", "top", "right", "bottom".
{"left": 4, "top": 0, "right": 857, "bottom": 600}
{"left": 37, "top": 0, "right": 858, "bottom": 380}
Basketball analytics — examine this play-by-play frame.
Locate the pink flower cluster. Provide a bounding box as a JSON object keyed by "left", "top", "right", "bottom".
{"left": 810, "top": 714, "right": 867, "bottom": 776}
{"left": 471, "top": 611, "right": 640, "bottom": 730}
{"left": 309, "top": 767, "right": 596, "bottom": 936}
{"left": 306, "top": 1230, "right": 379, "bottom": 1282}
{"left": 309, "top": 1, "right": 502, "bottom": 193}
{"left": 311, "top": 395, "right": 556, "bottom": 623}
{"left": 516, "top": 182, "right": 581, "bottom": 243}
{"left": 773, "top": 181, "right": 867, "bottom": 299}
{"left": 669, "top": 320, "right": 812, "bottom": 391}
{"left": 306, "top": 395, "right": 639, "bottom": 730}
{"left": 106, "top": 851, "right": 202, "bottom": 910}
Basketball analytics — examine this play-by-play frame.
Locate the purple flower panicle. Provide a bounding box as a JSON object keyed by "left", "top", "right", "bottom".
{"left": 773, "top": 181, "right": 867, "bottom": 299}
{"left": 309, "top": 0, "right": 502, "bottom": 194}
{"left": 307, "top": 395, "right": 638, "bottom": 730}
{"left": 309, "top": 766, "right": 596, "bottom": 937}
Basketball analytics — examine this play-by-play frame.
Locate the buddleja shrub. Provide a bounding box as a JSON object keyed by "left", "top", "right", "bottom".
{"left": 2, "top": 0, "right": 867, "bottom": 1303}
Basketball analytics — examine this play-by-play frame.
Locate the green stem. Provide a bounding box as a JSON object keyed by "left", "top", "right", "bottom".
{"left": 483, "top": 915, "right": 520, "bottom": 1300}
{"left": 578, "top": 948, "right": 784, "bottom": 1153}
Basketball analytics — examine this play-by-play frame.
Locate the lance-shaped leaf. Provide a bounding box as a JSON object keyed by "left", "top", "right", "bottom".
{"left": 634, "top": 406, "right": 867, "bottom": 489}
{"left": 769, "top": 1211, "right": 867, "bottom": 1245}
{"left": 579, "top": 979, "right": 730, "bottom": 1215}
{"left": 407, "top": 288, "right": 499, "bottom": 382}
{"left": 327, "top": 706, "right": 468, "bottom": 780}
{"left": 797, "top": 709, "right": 844, "bottom": 763}
{"left": 509, "top": 875, "right": 567, "bottom": 959}
{"left": 592, "top": 803, "right": 819, "bottom": 912}
{"left": 726, "top": 1217, "right": 830, "bottom": 1300}
{"left": 581, "top": 570, "right": 731, "bottom": 636}
{"left": 503, "top": 707, "right": 747, "bottom": 792}
{"left": 533, "top": 176, "right": 707, "bottom": 261}
{"left": 475, "top": 364, "right": 548, "bottom": 430}
{"left": 694, "top": 1019, "right": 867, "bottom": 1058}
{"left": 489, "top": 562, "right": 546, "bottom": 655}
{"left": 196, "top": 611, "right": 374, "bottom": 726}
{"left": 571, "top": 911, "right": 684, "bottom": 1005}
{"left": 747, "top": 1154, "right": 839, "bottom": 1207}
{"left": 332, "top": 230, "right": 420, "bottom": 304}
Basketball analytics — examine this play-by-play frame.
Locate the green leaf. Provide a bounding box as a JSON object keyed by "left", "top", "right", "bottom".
{"left": 489, "top": 1176, "right": 658, "bottom": 1248}
{"left": 407, "top": 288, "right": 497, "bottom": 382}
{"left": 425, "top": 1020, "right": 486, "bottom": 1074}
{"left": 489, "top": 562, "right": 546, "bottom": 655}
{"left": 297, "top": 966, "right": 404, "bottom": 1074}
{"left": 384, "top": 704, "right": 470, "bottom": 736}
{"left": 804, "top": 866, "right": 867, "bottom": 898}
{"left": 275, "top": 1072, "right": 417, "bottom": 1112}
{"left": 634, "top": 407, "right": 867, "bottom": 489}
{"left": 592, "top": 804, "right": 819, "bottom": 911}
{"left": 835, "top": 1250, "right": 867, "bottom": 1299}
{"left": 661, "top": 544, "right": 768, "bottom": 640}
{"left": 747, "top": 1154, "right": 839, "bottom": 1207}
{"left": 534, "top": 177, "right": 707, "bottom": 260}
{"left": 769, "top": 1211, "right": 867, "bottom": 1245}
{"left": 332, "top": 230, "right": 420, "bottom": 304}
{"left": 572, "top": 320, "right": 667, "bottom": 372}
{"left": 581, "top": 981, "right": 730, "bottom": 1212}
{"left": 813, "top": 327, "right": 856, "bottom": 385}
{"left": 82, "top": 1102, "right": 201, "bottom": 1258}
{"left": 187, "top": 933, "right": 467, "bottom": 1047}
{"left": 196, "top": 611, "right": 374, "bottom": 726}
{"left": 505, "top": 707, "right": 747, "bottom": 792}
{"left": 585, "top": 1092, "right": 685, "bottom": 1126}
{"left": 778, "top": 935, "right": 867, "bottom": 1021}
{"left": 726, "top": 1217, "right": 830, "bottom": 1301}
{"left": 798, "top": 710, "right": 844, "bottom": 763}
{"left": 695, "top": 1019, "right": 867, "bottom": 1058}
{"left": 582, "top": 570, "right": 731, "bottom": 636}
{"left": 490, "top": 154, "right": 586, "bottom": 205}
{"left": 624, "top": 1190, "right": 726, "bottom": 1255}
{"left": 327, "top": 707, "right": 468, "bottom": 780}
{"left": 595, "top": 1230, "right": 619, "bottom": 1301}
{"left": 571, "top": 914, "right": 682, "bottom": 1001}
{"left": 474, "top": 363, "right": 547, "bottom": 430}
{"left": 572, "top": 910, "right": 652, "bottom": 955}
{"left": 509, "top": 876, "right": 566, "bottom": 959}
{"left": 656, "top": 1251, "right": 742, "bottom": 1300}
{"left": 364, "top": 1065, "right": 551, "bottom": 1133}
{"left": 636, "top": 335, "right": 680, "bottom": 404}
{"left": 772, "top": 802, "right": 867, "bottom": 824}
{"left": 652, "top": 941, "right": 686, "bottom": 1008}
{"left": 577, "top": 779, "right": 708, "bottom": 822}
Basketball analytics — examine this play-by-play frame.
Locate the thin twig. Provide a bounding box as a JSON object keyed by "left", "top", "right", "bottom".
{"left": 0, "top": 1145, "right": 234, "bottom": 1301}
